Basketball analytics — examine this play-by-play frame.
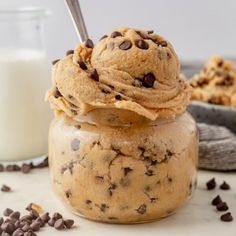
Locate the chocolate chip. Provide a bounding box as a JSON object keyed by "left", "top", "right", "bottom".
{"left": 136, "top": 39, "right": 149, "bottom": 50}
{"left": 24, "top": 230, "right": 36, "bottom": 236}
{"left": 216, "top": 202, "right": 229, "bottom": 211}
{"left": 220, "top": 212, "right": 233, "bottom": 222}
{"left": 123, "top": 167, "right": 133, "bottom": 176}
{"left": 156, "top": 40, "right": 168, "bottom": 47}
{"left": 108, "top": 183, "right": 117, "bottom": 196}
{"left": 13, "top": 228, "right": 24, "bottom": 236}
{"left": 52, "top": 59, "right": 60, "bottom": 65}
{"left": 10, "top": 211, "right": 20, "bottom": 220}
{"left": 22, "top": 224, "right": 30, "bottom": 232}
{"left": 1, "top": 222, "right": 15, "bottom": 234}
{"left": 111, "top": 31, "right": 122, "bottom": 38}
{"left": 212, "top": 195, "right": 222, "bottom": 206}
{"left": 29, "top": 210, "right": 39, "bottom": 220}
{"left": 86, "top": 200, "right": 92, "bottom": 204}
{"left": 206, "top": 178, "right": 216, "bottom": 190}
{"left": 100, "top": 35, "right": 108, "bottom": 41}
{"left": 12, "top": 164, "right": 20, "bottom": 171}
{"left": 88, "top": 68, "right": 99, "bottom": 81}
{"left": 6, "top": 165, "right": 15, "bottom": 172}
{"left": 1, "top": 184, "right": 11, "bottom": 192}
{"left": 65, "top": 190, "right": 72, "bottom": 198}
{"left": 64, "top": 219, "right": 74, "bottom": 229}
{"left": 78, "top": 60, "right": 87, "bottom": 70}
{"left": 85, "top": 39, "right": 94, "bottom": 48}
{"left": 0, "top": 164, "right": 4, "bottom": 172}
{"left": 142, "top": 73, "right": 155, "bottom": 88}
{"left": 25, "top": 203, "right": 33, "bottom": 212}
{"left": 54, "top": 219, "right": 65, "bottom": 230}
{"left": 136, "top": 204, "right": 146, "bottom": 214}
{"left": 47, "top": 218, "right": 56, "bottom": 227}
{"left": 150, "top": 160, "right": 157, "bottom": 165}
{"left": 52, "top": 212, "right": 63, "bottom": 220}
{"left": 119, "top": 40, "right": 132, "bottom": 50}
{"left": 167, "top": 52, "right": 171, "bottom": 59}
{"left": 40, "top": 212, "right": 50, "bottom": 223}
{"left": 100, "top": 204, "right": 109, "bottom": 212}
{"left": 30, "top": 221, "right": 41, "bottom": 232}
{"left": 66, "top": 50, "right": 74, "bottom": 56}
{"left": 3, "top": 208, "right": 13, "bottom": 216}
{"left": 147, "top": 30, "right": 154, "bottom": 34}
{"left": 115, "top": 95, "right": 121, "bottom": 100}
{"left": 136, "top": 31, "right": 150, "bottom": 40}
{"left": 71, "top": 139, "right": 80, "bottom": 151}
{"left": 21, "top": 164, "right": 31, "bottom": 174}
{"left": 75, "top": 125, "right": 81, "bottom": 129}
{"left": 54, "top": 87, "right": 62, "bottom": 98}
{"left": 220, "top": 181, "right": 230, "bottom": 190}
{"left": 20, "top": 215, "right": 33, "bottom": 222}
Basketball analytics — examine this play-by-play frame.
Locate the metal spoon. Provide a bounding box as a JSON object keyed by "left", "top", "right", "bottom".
{"left": 64, "top": 0, "right": 88, "bottom": 42}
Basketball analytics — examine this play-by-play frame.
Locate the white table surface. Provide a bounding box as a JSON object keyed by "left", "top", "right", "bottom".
{"left": 0, "top": 168, "right": 235, "bottom": 236}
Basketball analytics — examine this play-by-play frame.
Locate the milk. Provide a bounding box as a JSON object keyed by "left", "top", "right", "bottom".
{"left": 0, "top": 49, "right": 52, "bottom": 161}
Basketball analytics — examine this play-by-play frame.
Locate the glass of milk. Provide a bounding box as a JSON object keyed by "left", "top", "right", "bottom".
{"left": 0, "top": 8, "right": 52, "bottom": 161}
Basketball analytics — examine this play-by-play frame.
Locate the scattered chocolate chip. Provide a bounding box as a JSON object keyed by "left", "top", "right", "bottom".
{"left": 25, "top": 203, "right": 33, "bottom": 212}
{"left": 136, "top": 204, "right": 146, "bottom": 214}
{"left": 1, "top": 184, "right": 11, "bottom": 192}
{"left": 65, "top": 190, "right": 72, "bottom": 198}
{"left": 220, "top": 181, "right": 230, "bottom": 190}
{"left": 78, "top": 60, "right": 87, "bottom": 70}
{"left": 119, "top": 40, "right": 132, "bottom": 50}
{"left": 216, "top": 202, "right": 229, "bottom": 211}
{"left": 47, "top": 218, "right": 56, "bottom": 227}
{"left": 220, "top": 212, "right": 233, "bottom": 222}
{"left": 212, "top": 195, "right": 223, "bottom": 206}
{"left": 3, "top": 208, "right": 13, "bottom": 217}
{"left": 52, "top": 59, "right": 60, "bottom": 65}
{"left": 206, "top": 178, "right": 216, "bottom": 190}
{"left": 111, "top": 31, "right": 122, "bottom": 38}
{"left": 0, "top": 164, "right": 4, "bottom": 172}
{"left": 10, "top": 211, "right": 20, "bottom": 220}
{"left": 21, "top": 164, "right": 31, "bottom": 174}
{"left": 64, "top": 219, "right": 74, "bottom": 229}
{"left": 20, "top": 215, "right": 33, "bottom": 222}
{"left": 24, "top": 230, "right": 36, "bottom": 236}
{"left": 150, "top": 160, "right": 157, "bottom": 165}
{"left": 66, "top": 50, "right": 74, "bottom": 56}
{"left": 13, "top": 228, "right": 24, "bottom": 236}
{"left": 30, "top": 221, "right": 41, "bottom": 232}
{"left": 88, "top": 68, "right": 99, "bottom": 81}
{"left": 54, "top": 87, "right": 62, "bottom": 98}
{"left": 218, "top": 60, "right": 224, "bottom": 67}
{"left": 100, "top": 35, "right": 108, "bottom": 41}
{"left": 52, "top": 213, "right": 62, "bottom": 220}
{"left": 115, "top": 95, "right": 121, "bottom": 100}
{"left": 85, "top": 39, "right": 94, "bottom": 48}
{"left": 29, "top": 210, "right": 39, "bottom": 220}
{"left": 167, "top": 52, "right": 171, "bottom": 59}
{"left": 142, "top": 73, "right": 155, "bottom": 88}
{"left": 168, "top": 177, "right": 173, "bottom": 182}
{"left": 85, "top": 200, "right": 92, "bottom": 204}
{"left": 54, "top": 219, "right": 65, "bottom": 230}
{"left": 6, "top": 165, "right": 15, "bottom": 172}
{"left": 12, "top": 164, "right": 20, "bottom": 171}
{"left": 40, "top": 212, "right": 50, "bottom": 223}
{"left": 22, "top": 223, "right": 30, "bottom": 232}
{"left": 71, "top": 138, "right": 80, "bottom": 151}
{"left": 1, "top": 222, "right": 15, "bottom": 234}
{"left": 100, "top": 204, "right": 109, "bottom": 212}
{"left": 108, "top": 183, "right": 117, "bottom": 196}
{"left": 123, "top": 167, "right": 133, "bottom": 176}
{"left": 147, "top": 30, "right": 154, "bottom": 34}
{"left": 156, "top": 40, "right": 168, "bottom": 47}
{"left": 136, "top": 39, "right": 149, "bottom": 50}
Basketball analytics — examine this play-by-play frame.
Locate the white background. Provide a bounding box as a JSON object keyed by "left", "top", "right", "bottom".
{"left": 1, "top": 0, "right": 236, "bottom": 61}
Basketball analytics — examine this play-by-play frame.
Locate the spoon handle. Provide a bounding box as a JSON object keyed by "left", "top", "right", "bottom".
{"left": 65, "top": 0, "right": 89, "bottom": 42}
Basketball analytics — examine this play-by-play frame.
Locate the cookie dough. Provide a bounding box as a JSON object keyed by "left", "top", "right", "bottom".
{"left": 46, "top": 27, "right": 190, "bottom": 121}
{"left": 49, "top": 112, "right": 198, "bottom": 223}
{"left": 190, "top": 55, "right": 236, "bottom": 106}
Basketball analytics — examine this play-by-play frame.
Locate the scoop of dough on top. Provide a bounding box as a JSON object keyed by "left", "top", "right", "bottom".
{"left": 46, "top": 27, "right": 190, "bottom": 120}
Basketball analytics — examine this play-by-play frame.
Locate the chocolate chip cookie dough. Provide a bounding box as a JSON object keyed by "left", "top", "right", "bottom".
{"left": 46, "top": 27, "right": 198, "bottom": 223}
{"left": 190, "top": 55, "right": 236, "bottom": 106}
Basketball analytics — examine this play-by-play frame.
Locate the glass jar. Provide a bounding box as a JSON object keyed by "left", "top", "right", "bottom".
{"left": 49, "top": 109, "right": 198, "bottom": 223}
{"left": 0, "top": 8, "right": 51, "bottom": 161}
